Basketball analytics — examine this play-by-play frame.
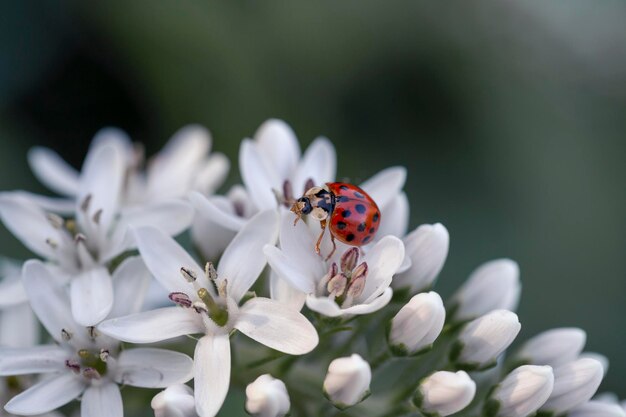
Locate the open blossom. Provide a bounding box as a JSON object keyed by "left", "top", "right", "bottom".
{"left": 98, "top": 210, "right": 318, "bottom": 417}
{"left": 264, "top": 211, "right": 404, "bottom": 316}
{"left": 1, "top": 258, "right": 192, "bottom": 416}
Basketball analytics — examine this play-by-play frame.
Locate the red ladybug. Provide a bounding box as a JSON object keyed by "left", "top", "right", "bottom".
{"left": 290, "top": 182, "right": 381, "bottom": 259}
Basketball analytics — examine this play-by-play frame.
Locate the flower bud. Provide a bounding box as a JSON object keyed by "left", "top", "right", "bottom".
{"left": 415, "top": 371, "right": 476, "bottom": 416}
{"left": 568, "top": 400, "right": 626, "bottom": 417}
{"left": 389, "top": 291, "right": 445, "bottom": 356}
{"left": 453, "top": 309, "right": 520, "bottom": 370}
{"left": 151, "top": 384, "right": 197, "bottom": 417}
{"left": 539, "top": 358, "right": 604, "bottom": 415}
{"left": 323, "top": 354, "right": 371, "bottom": 410}
{"left": 245, "top": 374, "right": 290, "bottom": 417}
{"left": 487, "top": 365, "right": 554, "bottom": 417}
{"left": 514, "top": 327, "right": 586, "bottom": 367}
{"left": 450, "top": 259, "right": 520, "bottom": 322}
{"left": 393, "top": 223, "right": 449, "bottom": 292}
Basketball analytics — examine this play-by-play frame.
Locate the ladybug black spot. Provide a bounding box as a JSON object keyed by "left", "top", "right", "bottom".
{"left": 357, "top": 222, "right": 367, "bottom": 232}
{"left": 369, "top": 227, "right": 376, "bottom": 234}
{"left": 337, "top": 221, "right": 347, "bottom": 230}
{"left": 355, "top": 204, "right": 366, "bottom": 214}
{"left": 346, "top": 233, "right": 355, "bottom": 242}
{"left": 340, "top": 185, "right": 349, "bottom": 190}
{"left": 372, "top": 212, "right": 380, "bottom": 222}
{"left": 336, "top": 196, "right": 348, "bottom": 203}
{"left": 342, "top": 210, "right": 351, "bottom": 218}
{"left": 363, "top": 235, "right": 371, "bottom": 243}
{"left": 354, "top": 191, "right": 364, "bottom": 199}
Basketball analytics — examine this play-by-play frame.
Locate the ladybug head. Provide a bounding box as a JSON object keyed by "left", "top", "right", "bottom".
{"left": 290, "top": 197, "right": 312, "bottom": 225}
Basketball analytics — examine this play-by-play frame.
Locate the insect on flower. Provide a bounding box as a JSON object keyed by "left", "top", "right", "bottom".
{"left": 290, "top": 182, "right": 381, "bottom": 259}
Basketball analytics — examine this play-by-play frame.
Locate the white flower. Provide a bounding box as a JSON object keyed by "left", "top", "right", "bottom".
{"left": 152, "top": 384, "right": 198, "bottom": 417}
{"left": 449, "top": 259, "right": 521, "bottom": 322}
{"left": 98, "top": 210, "right": 318, "bottom": 417}
{"left": 0, "top": 258, "right": 38, "bottom": 348}
{"left": 539, "top": 357, "right": 604, "bottom": 415}
{"left": 264, "top": 211, "right": 404, "bottom": 317}
{"left": 488, "top": 365, "right": 554, "bottom": 417}
{"left": 416, "top": 370, "right": 475, "bottom": 416}
{"left": 568, "top": 400, "right": 626, "bottom": 417}
{"left": 453, "top": 309, "right": 521, "bottom": 369}
{"left": 27, "top": 125, "right": 229, "bottom": 210}
{"left": 391, "top": 223, "right": 449, "bottom": 292}
{"left": 1, "top": 258, "right": 192, "bottom": 416}
{"left": 323, "top": 354, "right": 371, "bottom": 409}
{"left": 245, "top": 374, "right": 290, "bottom": 417}
{"left": 514, "top": 328, "right": 586, "bottom": 367}
{"left": 580, "top": 352, "right": 609, "bottom": 376}
{"left": 389, "top": 291, "right": 445, "bottom": 356}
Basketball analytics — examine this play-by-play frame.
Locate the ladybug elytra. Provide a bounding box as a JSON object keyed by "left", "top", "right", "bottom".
{"left": 290, "top": 182, "right": 381, "bottom": 259}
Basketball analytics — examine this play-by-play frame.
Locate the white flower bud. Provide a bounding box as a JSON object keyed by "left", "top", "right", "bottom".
{"left": 514, "top": 327, "right": 586, "bottom": 367}
{"left": 568, "top": 400, "right": 626, "bottom": 417}
{"left": 416, "top": 371, "right": 476, "bottom": 416}
{"left": 393, "top": 223, "right": 449, "bottom": 292}
{"left": 488, "top": 365, "right": 554, "bottom": 417}
{"left": 245, "top": 374, "right": 290, "bottom": 417}
{"left": 450, "top": 259, "right": 521, "bottom": 322}
{"left": 389, "top": 291, "right": 445, "bottom": 356}
{"left": 540, "top": 358, "right": 604, "bottom": 415}
{"left": 151, "top": 384, "right": 197, "bottom": 417}
{"left": 454, "top": 309, "right": 520, "bottom": 369}
{"left": 323, "top": 354, "right": 371, "bottom": 409}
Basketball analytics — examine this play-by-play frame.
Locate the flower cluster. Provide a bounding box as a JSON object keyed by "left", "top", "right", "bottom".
{"left": 0, "top": 119, "right": 623, "bottom": 417}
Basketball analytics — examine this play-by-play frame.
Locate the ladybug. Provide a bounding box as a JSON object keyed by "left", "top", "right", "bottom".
{"left": 290, "top": 182, "right": 381, "bottom": 259}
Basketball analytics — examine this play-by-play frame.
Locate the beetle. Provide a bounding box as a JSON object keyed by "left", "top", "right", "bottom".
{"left": 290, "top": 182, "right": 381, "bottom": 259}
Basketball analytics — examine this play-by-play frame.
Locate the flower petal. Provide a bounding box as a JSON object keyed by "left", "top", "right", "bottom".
{"left": 235, "top": 297, "right": 318, "bottom": 354}
{"left": 361, "top": 235, "right": 404, "bottom": 303}
{"left": 27, "top": 147, "right": 80, "bottom": 196}
{"left": 115, "top": 348, "right": 193, "bottom": 388}
{"left": 277, "top": 210, "right": 325, "bottom": 275}
{"left": 189, "top": 191, "right": 246, "bottom": 232}
{"left": 305, "top": 295, "right": 343, "bottom": 317}
{"left": 293, "top": 137, "right": 337, "bottom": 194}
{"left": 359, "top": 166, "right": 406, "bottom": 210}
{"left": 219, "top": 210, "right": 278, "bottom": 303}
{"left": 82, "top": 383, "right": 122, "bottom": 417}
{"left": 4, "top": 373, "right": 85, "bottom": 415}
{"left": 254, "top": 119, "right": 301, "bottom": 181}
{"left": 70, "top": 267, "right": 114, "bottom": 327}
{"left": 0, "top": 303, "right": 38, "bottom": 347}
{"left": 341, "top": 288, "right": 393, "bottom": 316}
{"left": 98, "top": 307, "right": 204, "bottom": 343}
{"left": 134, "top": 226, "right": 203, "bottom": 294}
{"left": 375, "top": 192, "right": 409, "bottom": 239}
{"left": 22, "top": 260, "right": 89, "bottom": 345}
{"left": 0, "top": 274, "right": 28, "bottom": 307}
{"left": 9, "top": 191, "right": 75, "bottom": 214}
{"left": 109, "top": 256, "right": 151, "bottom": 318}
{"left": 269, "top": 270, "right": 306, "bottom": 311}
{"left": 239, "top": 139, "right": 282, "bottom": 211}
{"left": 0, "top": 345, "right": 67, "bottom": 375}
{"left": 264, "top": 245, "right": 316, "bottom": 294}
{"left": 193, "top": 152, "right": 231, "bottom": 195}
{"left": 194, "top": 334, "right": 231, "bottom": 417}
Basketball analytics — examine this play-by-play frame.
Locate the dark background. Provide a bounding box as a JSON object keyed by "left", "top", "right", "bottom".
{"left": 1, "top": 0, "right": 624, "bottom": 401}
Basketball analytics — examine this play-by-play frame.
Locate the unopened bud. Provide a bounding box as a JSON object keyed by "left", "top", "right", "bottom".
{"left": 245, "top": 374, "right": 290, "bottom": 417}
{"left": 568, "top": 400, "right": 626, "bottom": 417}
{"left": 323, "top": 354, "right": 371, "bottom": 410}
{"left": 415, "top": 371, "right": 475, "bottom": 416}
{"left": 152, "top": 384, "right": 198, "bottom": 417}
{"left": 486, "top": 365, "right": 554, "bottom": 417}
{"left": 389, "top": 291, "right": 445, "bottom": 356}
{"left": 514, "top": 327, "right": 586, "bottom": 367}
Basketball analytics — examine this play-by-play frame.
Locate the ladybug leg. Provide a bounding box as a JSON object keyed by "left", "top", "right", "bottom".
{"left": 315, "top": 220, "right": 327, "bottom": 255}
{"left": 325, "top": 232, "right": 337, "bottom": 261}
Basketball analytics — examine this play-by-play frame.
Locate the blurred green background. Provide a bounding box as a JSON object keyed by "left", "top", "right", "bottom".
{"left": 1, "top": 0, "right": 624, "bottom": 407}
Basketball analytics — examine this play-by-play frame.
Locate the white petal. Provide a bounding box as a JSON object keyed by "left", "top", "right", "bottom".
{"left": 0, "top": 194, "right": 63, "bottom": 259}
{"left": 374, "top": 192, "right": 409, "bottom": 239}
{"left": 89, "top": 127, "right": 133, "bottom": 161}
{"left": 194, "top": 334, "right": 231, "bottom": 417}
{"left": 264, "top": 245, "right": 316, "bottom": 294}
{"left": 219, "top": 210, "right": 278, "bottom": 303}
{"left": 98, "top": 307, "right": 204, "bottom": 343}
{"left": 109, "top": 256, "right": 152, "bottom": 318}
{"left": 116, "top": 348, "right": 193, "bottom": 388}
{"left": 0, "top": 274, "right": 28, "bottom": 307}
{"left": 189, "top": 191, "right": 246, "bottom": 232}
{"left": 77, "top": 144, "right": 124, "bottom": 233}
{"left": 70, "top": 267, "right": 113, "bottom": 326}
{"left": 361, "top": 236, "right": 405, "bottom": 303}
{"left": 269, "top": 270, "right": 306, "bottom": 311}
{"left": 0, "top": 345, "right": 67, "bottom": 375}
{"left": 193, "top": 152, "right": 231, "bottom": 195}
{"left": 4, "top": 373, "right": 85, "bottom": 415}
{"left": 0, "top": 303, "right": 38, "bottom": 347}
{"left": 28, "top": 147, "right": 80, "bottom": 196}
{"left": 305, "top": 295, "right": 343, "bottom": 317}
{"left": 359, "top": 166, "right": 406, "bottom": 210}
{"left": 254, "top": 119, "right": 301, "bottom": 181}
{"left": 82, "top": 383, "right": 123, "bottom": 417}
{"left": 339, "top": 288, "right": 393, "bottom": 316}
{"left": 191, "top": 205, "right": 237, "bottom": 262}
{"left": 293, "top": 137, "right": 337, "bottom": 193}
{"left": 236, "top": 298, "right": 318, "bottom": 354}
{"left": 239, "top": 139, "right": 282, "bottom": 211}
{"left": 277, "top": 209, "right": 325, "bottom": 276}
{"left": 9, "top": 191, "right": 76, "bottom": 214}
{"left": 147, "top": 125, "right": 211, "bottom": 200}
{"left": 125, "top": 200, "right": 193, "bottom": 237}
{"left": 134, "top": 226, "right": 203, "bottom": 294}
{"left": 22, "top": 260, "right": 88, "bottom": 345}
{"left": 307, "top": 289, "right": 393, "bottom": 317}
